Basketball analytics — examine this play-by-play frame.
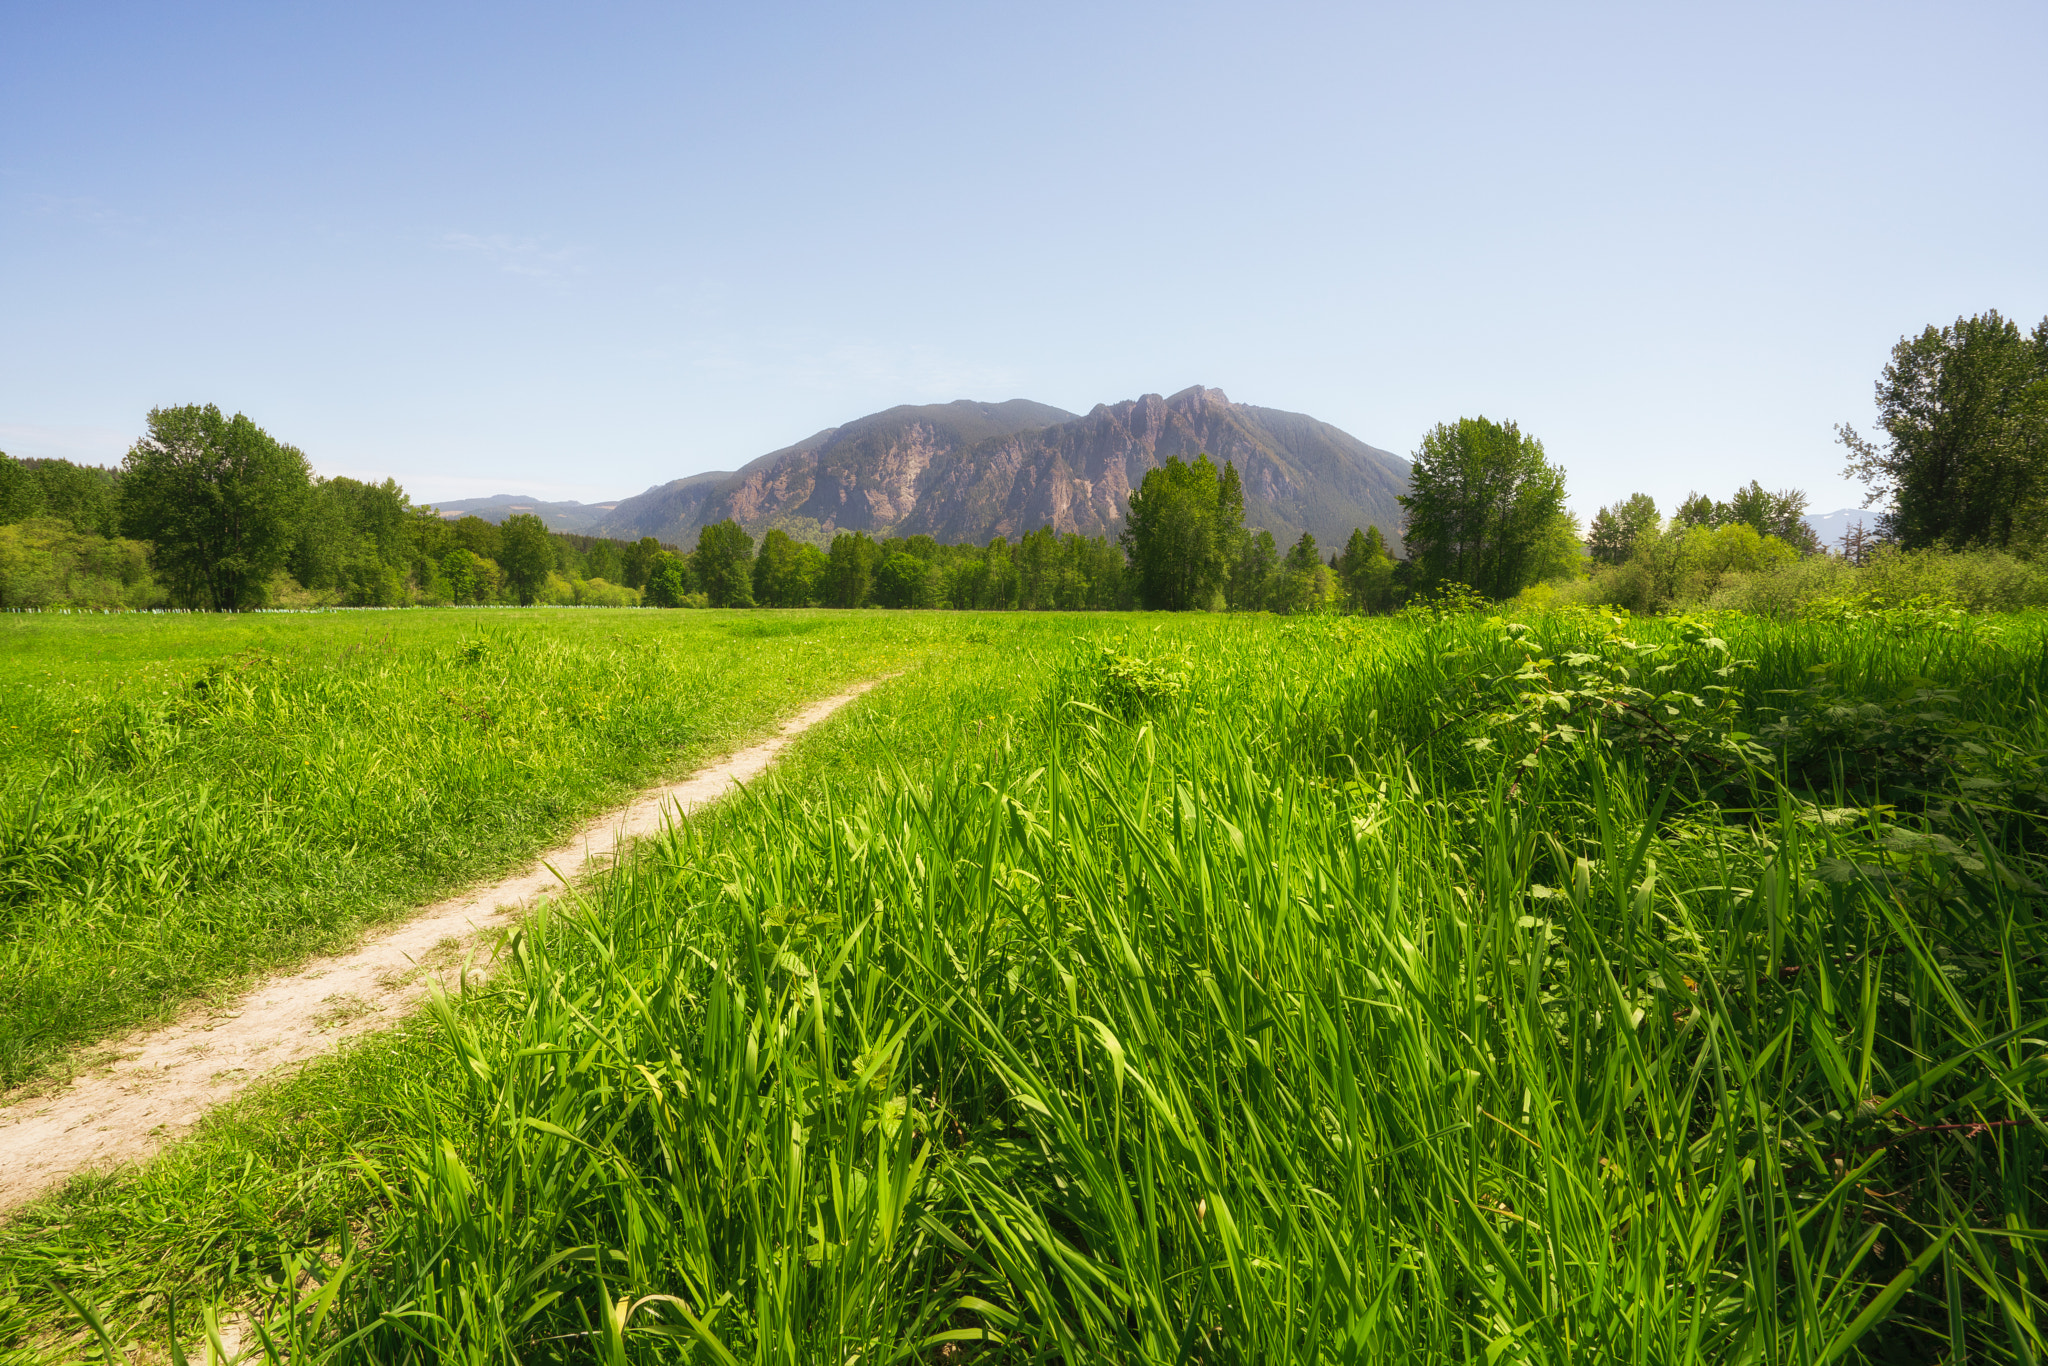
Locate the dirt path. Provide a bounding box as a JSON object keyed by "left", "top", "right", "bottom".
{"left": 0, "top": 681, "right": 885, "bottom": 1217}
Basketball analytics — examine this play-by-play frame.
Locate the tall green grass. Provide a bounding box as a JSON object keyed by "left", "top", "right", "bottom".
{"left": 0, "top": 609, "right": 939, "bottom": 1088}
{"left": 10, "top": 608, "right": 2047, "bottom": 1362}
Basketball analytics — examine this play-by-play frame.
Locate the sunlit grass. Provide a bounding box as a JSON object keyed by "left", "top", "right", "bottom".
{"left": 5, "top": 607, "right": 2045, "bottom": 1362}
{"left": 0, "top": 609, "right": 955, "bottom": 1089}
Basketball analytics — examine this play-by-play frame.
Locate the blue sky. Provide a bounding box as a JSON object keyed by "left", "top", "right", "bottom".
{"left": 3, "top": 1, "right": 2043, "bottom": 521}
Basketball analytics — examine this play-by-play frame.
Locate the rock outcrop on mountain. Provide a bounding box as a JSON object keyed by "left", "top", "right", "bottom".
{"left": 599, "top": 387, "right": 1409, "bottom": 552}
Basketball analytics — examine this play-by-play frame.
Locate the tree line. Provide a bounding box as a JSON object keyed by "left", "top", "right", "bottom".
{"left": 0, "top": 402, "right": 1411, "bottom": 614}
{"left": 9, "top": 311, "right": 2036, "bottom": 613}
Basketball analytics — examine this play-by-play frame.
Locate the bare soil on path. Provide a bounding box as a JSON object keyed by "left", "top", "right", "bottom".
{"left": 0, "top": 681, "right": 885, "bottom": 1217}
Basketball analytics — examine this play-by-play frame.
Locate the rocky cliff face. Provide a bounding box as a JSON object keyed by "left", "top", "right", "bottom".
{"left": 600, "top": 388, "right": 1409, "bottom": 552}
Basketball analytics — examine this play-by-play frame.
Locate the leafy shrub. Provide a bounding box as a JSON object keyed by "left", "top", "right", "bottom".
{"left": 1399, "top": 580, "right": 1492, "bottom": 621}
{"left": 0, "top": 518, "right": 159, "bottom": 609}
{"left": 1095, "top": 645, "right": 1191, "bottom": 718}
{"left": 1703, "top": 553, "right": 1854, "bottom": 616}
{"left": 1434, "top": 612, "right": 1764, "bottom": 780}
{"left": 574, "top": 577, "right": 639, "bottom": 607}
{"left": 1855, "top": 544, "right": 2048, "bottom": 612}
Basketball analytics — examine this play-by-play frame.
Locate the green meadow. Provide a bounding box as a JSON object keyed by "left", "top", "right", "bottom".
{"left": 0, "top": 609, "right": 937, "bottom": 1089}
{"left": 4, "top": 605, "right": 2047, "bottom": 1363}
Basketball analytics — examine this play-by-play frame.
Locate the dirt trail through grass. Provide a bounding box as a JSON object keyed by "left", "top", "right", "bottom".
{"left": 0, "top": 681, "right": 885, "bottom": 1216}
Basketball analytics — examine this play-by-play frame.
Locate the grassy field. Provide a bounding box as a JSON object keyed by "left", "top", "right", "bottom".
{"left": 4, "top": 605, "right": 2047, "bottom": 1362}
{"left": 0, "top": 608, "right": 943, "bottom": 1090}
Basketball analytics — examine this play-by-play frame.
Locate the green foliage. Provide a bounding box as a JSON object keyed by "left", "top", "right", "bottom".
{"left": 823, "top": 530, "right": 881, "bottom": 608}
{"left": 1586, "top": 491, "right": 1659, "bottom": 564}
{"left": 10, "top": 610, "right": 2048, "bottom": 1361}
{"left": 119, "top": 405, "right": 312, "bottom": 611}
{"left": 1335, "top": 525, "right": 1396, "bottom": 612}
{"left": 1399, "top": 578, "right": 1493, "bottom": 620}
{"left": 1672, "top": 480, "right": 1821, "bottom": 554}
{"left": 1226, "top": 526, "right": 1278, "bottom": 610}
{"left": 1399, "top": 415, "right": 1570, "bottom": 598}
{"left": 0, "top": 454, "right": 122, "bottom": 536}
{"left": 871, "top": 550, "right": 936, "bottom": 609}
{"left": 1438, "top": 612, "right": 1767, "bottom": 782}
{"left": 693, "top": 520, "right": 755, "bottom": 607}
{"left": 0, "top": 455, "right": 34, "bottom": 524}
{"left": 494, "top": 513, "right": 555, "bottom": 606}
{"left": 950, "top": 534, "right": 1020, "bottom": 610}
{"left": 1269, "top": 531, "right": 1338, "bottom": 615}
{"left": 1012, "top": 526, "right": 1127, "bottom": 610}
{"left": 1089, "top": 642, "right": 1192, "bottom": 717}
{"left": 0, "top": 519, "right": 159, "bottom": 610}
{"left": 436, "top": 548, "right": 499, "bottom": 604}
{"left": 640, "top": 552, "right": 690, "bottom": 608}
{"left": 752, "top": 528, "right": 823, "bottom": 607}
{"left": 620, "top": 536, "right": 662, "bottom": 589}
{"left": 1588, "top": 539, "right": 2048, "bottom": 620}
{"left": 1120, "top": 454, "right": 1239, "bottom": 610}
{"left": 1587, "top": 520, "right": 1801, "bottom": 613}
{"left": 1840, "top": 309, "right": 2048, "bottom": 551}
{"left": 291, "top": 477, "right": 413, "bottom": 599}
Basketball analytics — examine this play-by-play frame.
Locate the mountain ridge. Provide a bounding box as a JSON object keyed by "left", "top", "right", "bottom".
{"left": 599, "top": 387, "right": 1410, "bottom": 553}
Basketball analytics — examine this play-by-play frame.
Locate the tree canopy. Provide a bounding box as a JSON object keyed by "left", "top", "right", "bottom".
{"left": 1670, "top": 482, "right": 1819, "bottom": 554}
{"left": 1398, "top": 417, "right": 1569, "bottom": 599}
{"left": 694, "top": 520, "right": 755, "bottom": 607}
{"left": 497, "top": 513, "right": 556, "bottom": 605}
{"left": 1119, "top": 454, "right": 1242, "bottom": 610}
{"left": 1336, "top": 525, "right": 1396, "bottom": 611}
{"left": 1586, "top": 493, "right": 1660, "bottom": 565}
{"left": 119, "top": 404, "right": 311, "bottom": 610}
{"left": 1840, "top": 310, "right": 2048, "bottom": 551}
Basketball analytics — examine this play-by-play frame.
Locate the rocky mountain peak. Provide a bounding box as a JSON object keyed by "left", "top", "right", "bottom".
{"left": 598, "top": 388, "right": 1410, "bottom": 554}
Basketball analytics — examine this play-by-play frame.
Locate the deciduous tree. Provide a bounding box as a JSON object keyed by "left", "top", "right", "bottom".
{"left": 1840, "top": 310, "right": 2048, "bottom": 550}
{"left": 1398, "top": 417, "right": 1568, "bottom": 599}
{"left": 693, "top": 520, "right": 755, "bottom": 607}
{"left": 752, "top": 529, "right": 820, "bottom": 607}
{"left": 1120, "top": 454, "right": 1239, "bottom": 611}
{"left": 823, "top": 531, "right": 880, "bottom": 608}
{"left": 1586, "top": 493, "right": 1660, "bottom": 565}
{"left": 873, "top": 551, "right": 935, "bottom": 608}
{"left": 119, "top": 404, "right": 311, "bottom": 610}
{"left": 1225, "top": 528, "right": 1277, "bottom": 611}
{"left": 497, "top": 513, "right": 555, "bottom": 605}
{"left": 643, "top": 552, "right": 690, "bottom": 607}
{"left": 1336, "top": 525, "right": 1396, "bottom": 611}
{"left": 622, "top": 536, "right": 663, "bottom": 589}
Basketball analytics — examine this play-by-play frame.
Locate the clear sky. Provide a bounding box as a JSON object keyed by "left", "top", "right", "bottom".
{"left": 3, "top": 1, "right": 2043, "bottom": 520}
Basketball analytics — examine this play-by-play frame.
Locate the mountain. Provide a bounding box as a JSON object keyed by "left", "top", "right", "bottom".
{"left": 599, "top": 387, "right": 1411, "bottom": 553}
{"left": 426, "top": 494, "right": 621, "bottom": 534}
{"left": 1802, "top": 506, "right": 1878, "bottom": 551}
